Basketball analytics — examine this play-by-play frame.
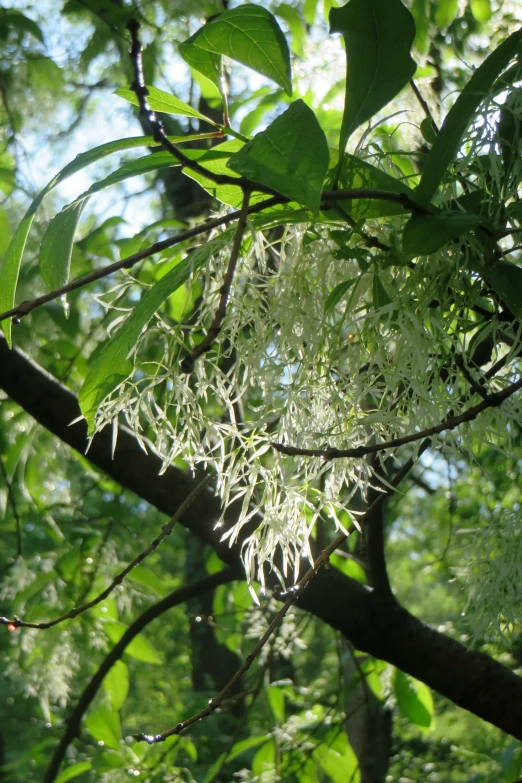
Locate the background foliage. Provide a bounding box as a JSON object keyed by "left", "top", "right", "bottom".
{"left": 0, "top": 1, "right": 522, "bottom": 783}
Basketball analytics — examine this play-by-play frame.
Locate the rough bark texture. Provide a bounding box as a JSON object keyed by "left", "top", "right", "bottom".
{"left": 2, "top": 333, "right": 522, "bottom": 740}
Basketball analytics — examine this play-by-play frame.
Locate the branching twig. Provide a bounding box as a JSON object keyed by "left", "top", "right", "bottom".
{"left": 0, "top": 477, "right": 210, "bottom": 630}
{"left": 271, "top": 376, "right": 522, "bottom": 460}
{"left": 42, "top": 569, "right": 236, "bottom": 783}
{"left": 181, "top": 190, "right": 251, "bottom": 372}
{"left": 409, "top": 79, "right": 439, "bottom": 133}
{"left": 0, "top": 197, "right": 282, "bottom": 324}
{"left": 127, "top": 19, "right": 277, "bottom": 196}
{"left": 0, "top": 189, "right": 428, "bottom": 327}
{"left": 132, "top": 444, "right": 423, "bottom": 745}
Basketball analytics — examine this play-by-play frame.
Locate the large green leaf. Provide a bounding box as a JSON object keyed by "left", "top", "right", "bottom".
{"left": 79, "top": 238, "right": 225, "bottom": 434}
{"left": 85, "top": 705, "right": 121, "bottom": 751}
{"left": 184, "top": 4, "right": 292, "bottom": 96}
{"left": 39, "top": 202, "right": 86, "bottom": 290}
{"left": 481, "top": 262, "right": 522, "bottom": 319}
{"left": 39, "top": 152, "right": 177, "bottom": 290}
{"left": 115, "top": 86, "right": 216, "bottom": 124}
{"left": 0, "top": 136, "right": 178, "bottom": 345}
{"left": 103, "top": 660, "right": 129, "bottom": 711}
{"left": 178, "top": 41, "right": 222, "bottom": 91}
{"left": 417, "top": 29, "right": 522, "bottom": 204}
{"left": 402, "top": 211, "right": 483, "bottom": 255}
{"left": 312, "top": 728, "right": 359, "bottom": 783}
{"left": 330, "top": 0, "right": 416, "bottom": 152}
{"left": 104, "top": 621, "right": 162, "bottom": 664}
{"left": 393, "top": 669, "right": 434, "bottom": 727}
{"left": 55, "top": 762, "right": 92, "bottom": 783}
{"left": 227, "top": 100, "right": 329, "bottom": 211}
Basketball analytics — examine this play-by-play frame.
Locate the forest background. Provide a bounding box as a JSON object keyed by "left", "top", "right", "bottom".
{"left": 0, "top": 1, "right": 522, "bottom": 782}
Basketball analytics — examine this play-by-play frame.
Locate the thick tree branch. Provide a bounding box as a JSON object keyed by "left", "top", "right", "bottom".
{"left": 2, "top": 336, "right": 522, "bottom": 741}
{"left": 42, "top": 569, "right": 235, "bottom": 783}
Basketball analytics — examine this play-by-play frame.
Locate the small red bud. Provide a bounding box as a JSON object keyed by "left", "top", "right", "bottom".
{"left": 7, "top": 623, "right": 17, "bottom": 632}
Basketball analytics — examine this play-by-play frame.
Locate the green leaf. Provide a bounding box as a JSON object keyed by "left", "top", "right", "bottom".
{"left": 0, "top": 135, "right": 174, "bottom": 345}
{"left": 303, "top": 0, "right": 319, "bottom": 25}
{"left": 182, "top": 139, "right": 262, "bottom": 208}
{"left": 497, "top": 88, "right": 522, "bottom": 178}
{"left": 79, "top": 238, "right": 225, "bottom": 434}
{"left": 202, "top": 752, "right": 227, "bottom": 783}
{"left": 420, "top": 117, "right": 437, "bottom": 145}
{"left": 393, "top": 669, "right": 434, "bottom": 727}
{"left": 104, "top": 621, "right": 162, "bottom": 664}
{"left": 0, "top": 205, "right": 12, "bottom": 257}
{"left": 228, "top": 735, "right": 269, "bottom": 762}
{"left": 329, "top": 553, "right": 367, "bottom": 583}
{"left": 312, "top": 729, "right": 359, "bottom": 783}
{"left": 481, "top": 262, "right": 522, "bottom": 319}
{"left": 267, "top": 686, "right": 285, "bottom": 722}
{"left": 85, "top": 705, "right": 121, "bottom": 751}
{"left": 178, "top": 42, "right": 222, "bottom": 91}
{"left": 115, "top": 86, "right": 216, "bottom": 124}
{"left": 435, "top": 0, "right": 458, "bottom": 29}
{"left": 325, "top": 278, "right": 358, "bottom": 314}
{"left": 372, "top": 271, "right": 393, "bottom": 309}
{"left": 184, "top": 4, "right": 292, "bottom": 96}
{"left": 55, "top": 762, "right": 92, "bottom": 783}
{"left": 40, "top": 202, "right": 86, "bottom": 290}
{"left": 0, "top": 10, "right": 44, "bottom": 42}
{"left": 470, "top": 0, "right": 492, "bottom": 22}
{"left": 402, "top": 212, "right": 483, "bottom": 256}
{"left": 228, "top": 100, "right": 329, "bottom": 211}
{"left": 330, "top": 0, "right": 416, "bottom": 152}
{"left": 252, "top": 740, "right": 276, "bottom": 777}
{"left": 38, "top": 152, "right": 176, "bottom": 289}
{"left": 128, "top": 565, "right": 167, "bottom": 595}
{"left": 275, "top": 4, "right": 306, "bottom": 57}
{"left": 417, "top": 29, "right": 522, "bottom": 204}
{"left": 103, "top": 661, "right": 129, "bottom": 711}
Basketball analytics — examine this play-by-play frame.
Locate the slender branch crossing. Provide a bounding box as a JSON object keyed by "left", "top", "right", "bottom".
{"left": 0, "top": 477, "right": 211, "bottom": 630}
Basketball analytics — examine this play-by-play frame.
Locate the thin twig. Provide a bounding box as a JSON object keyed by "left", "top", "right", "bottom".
{"left": 127, "top": 19, "right": 276, "bottom": 196}
{"left": 0, "top": 458, "right": 22, "bottom": 557}
{"left": 409, "top": 79, "right": 439, "bottom": 133}
{"left": 271, "top": 375, "right": 522, "bottom": 459}
{"left": 453, "top": 353, "right": 492, "bottom": 402}
{"left": 181, "top": 190, "right": 251, "bottom": 372}
{"left": 0, "top": 189, "right": 429, "bottom": 326}
{"left": 0, "top": 197, "right": 282, "bottom": 324}
{"left": 132, "top": 444, "right": 424, "bottom": 745}
{"left": 0, "top": 476, "right": 211, "bottom": 630}
{"left": 42, "top": 569, "right": 236, "bottom": 783}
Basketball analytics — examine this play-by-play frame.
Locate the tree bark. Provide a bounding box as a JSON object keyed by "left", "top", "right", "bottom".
{"left": 2, "top": 334, "right": 522, "bottom": 741}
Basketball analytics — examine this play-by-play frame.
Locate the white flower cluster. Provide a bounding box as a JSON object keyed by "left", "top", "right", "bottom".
{"left": 91, "top": 79, "right": 522, "bottom": 586}
{"left": 92, "top": 211, "right": 521, "bottom": 587}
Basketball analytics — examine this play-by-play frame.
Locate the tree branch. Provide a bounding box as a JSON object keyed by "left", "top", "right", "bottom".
{"left": 2, "top": 336, "right": 522, "bottom": 741}
{"left": 271, "top": 376, "right": 522, "bottom": 459}
{"left": 0, "top": 190, "right": 430, "bottom": 326}
{"left": 42, "top": 569, "right": 235, "bottom": 783}
{"left": 181, "top": 189, "right": 251, "bottom": 372}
